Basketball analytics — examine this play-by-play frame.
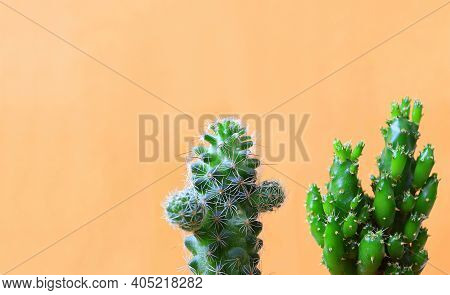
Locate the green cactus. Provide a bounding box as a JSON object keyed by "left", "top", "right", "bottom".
{"left": 165, "top": 119, "right": 285, "bottom": 274}
{"left": 306, "top": 98, "right": 439, "bottom": 275}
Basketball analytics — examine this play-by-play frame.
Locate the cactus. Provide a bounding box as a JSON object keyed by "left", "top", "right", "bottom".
{"left": 306, "top": 98, "right": 439, "bottom": 274}
{"left": 165, "top": 119, "right": 285, "bottom": 274}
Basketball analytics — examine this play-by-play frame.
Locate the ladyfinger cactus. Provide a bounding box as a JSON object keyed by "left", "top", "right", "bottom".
{"left": 306, "top": 98, "right": 439, "bottom": 274}
{"left": 165, "top": 119, "right": 285, "bottom": 274}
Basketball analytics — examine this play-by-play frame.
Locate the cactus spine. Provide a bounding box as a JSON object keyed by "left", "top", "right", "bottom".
{"left": 306, "top": 98, "right": 438, "bottom": 274}
{"left": 165, "top": 119, "right": 285, "bottom": 274}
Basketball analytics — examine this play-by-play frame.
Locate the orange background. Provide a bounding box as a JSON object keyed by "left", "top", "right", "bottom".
{"left": 1, "top": 0, "right": 449, "bottom": 275}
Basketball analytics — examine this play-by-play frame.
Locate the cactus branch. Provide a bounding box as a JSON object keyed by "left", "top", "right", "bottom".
{"left": 306, "top": 98, "right": 439, "bottom": 275}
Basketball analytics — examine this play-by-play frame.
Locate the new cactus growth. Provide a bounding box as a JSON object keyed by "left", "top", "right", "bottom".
{"left": 306, "top": 98, "right": 439, "bottom": 274}
{"left": 165, "top": 119, "right": 285, "bottom": 274}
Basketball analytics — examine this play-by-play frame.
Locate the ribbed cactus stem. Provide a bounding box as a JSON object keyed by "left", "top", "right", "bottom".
{"left": 165, "top": 119, "right": 285, "bottom": 275}
{"left": 306, "top": 98, "right": 439, "bottom": 275}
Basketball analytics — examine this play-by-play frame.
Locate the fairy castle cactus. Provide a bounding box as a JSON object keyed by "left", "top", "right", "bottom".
{"left": 306, "top": 98, "right": 438, "bottom": 274}
{"left": 165, "top": 119, "right": 285, "bottom": 274}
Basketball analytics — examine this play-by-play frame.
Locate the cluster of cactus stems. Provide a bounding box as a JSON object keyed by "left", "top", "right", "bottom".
{"left": 306, "top": 98, "right": 439, "bottom": 275}
{"left": 165, "top": 119, "right": 285, "bottom": 275}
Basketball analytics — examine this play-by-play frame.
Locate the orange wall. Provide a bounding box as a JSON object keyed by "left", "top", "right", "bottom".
{"left": 0, "top": 0, "right": 449, "bottom": 274}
